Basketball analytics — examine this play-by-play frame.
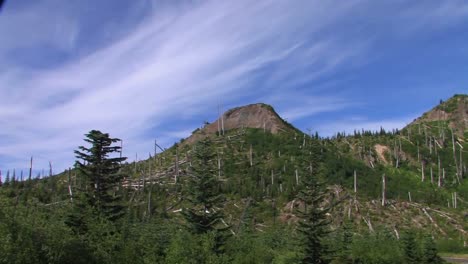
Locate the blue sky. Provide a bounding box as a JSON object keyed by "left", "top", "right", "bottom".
{"left": 1, "top": 0, "right": 467, "bottom": 175}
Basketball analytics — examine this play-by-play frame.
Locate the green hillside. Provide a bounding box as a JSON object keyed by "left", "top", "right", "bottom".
{"left": 0, "top": 95, "right": 466, "bottom": 263}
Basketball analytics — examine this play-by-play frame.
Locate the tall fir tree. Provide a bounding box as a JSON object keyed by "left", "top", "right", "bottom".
{"left": 1, "top": 170, "right": 7, "bottom": 186}
{"left": 336, "top": 220, "right": 353, "bottom": 262}
{"left": 421, "top": 234, "right": 443, "bottom": 264}
{"left": 296, "top": 138, "right": 334, "bottom": 264}
{"left": 401, "top": 231, "right": 420, "bottom": 264}
{"left": 73, "top": 130, "right": 127, "bottom": 221}
{"left": 182, "top": 138, "right": 229, "bottom": 254}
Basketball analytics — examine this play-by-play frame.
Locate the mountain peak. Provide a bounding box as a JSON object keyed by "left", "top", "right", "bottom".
{"left": 184, "top": 103, "right": 294, "bottom": 144}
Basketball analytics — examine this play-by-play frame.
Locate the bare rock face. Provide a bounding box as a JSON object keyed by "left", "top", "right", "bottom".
{"left": 184, "top": 103, "right": 292, "bottom": 145}
{"left": 206, "top": 103, "right": 289, "bottom": 134}
{"left": 409, "top": 94, "right": 467, "bottom": 133}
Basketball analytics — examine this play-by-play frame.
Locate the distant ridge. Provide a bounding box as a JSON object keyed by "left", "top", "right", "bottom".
{"left": 408, "top": 94, "right": 467, "bottom": 133}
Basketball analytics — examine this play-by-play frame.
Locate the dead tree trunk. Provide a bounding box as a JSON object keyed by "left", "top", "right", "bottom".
{"left": 421, "top": 161, "right": 425, "bottom": 182}
{"left": 454, "top": 192, "right": 457, "bottom": 209}
{"left": 49, "top": 161, "right": 53, "bottom": 177}
{"left": 295, "top": 169, "right": 299, "bottom": 185}
{"left": 394, "top": 139, "right": 400, "bottom": 168}
{"left": 382, "top": 174, "right": 386, "bottom": 206}
{"left": 68, "top": 168, "right": 73, "bottom": 202}
{"left": 221, "top": 111, "right": 225, "bottom": 136}
{"left": 430, "top": 167, "right": 434, "bottom": 184}
{"left": 438, "top": 156, "right": 442, "bottom": 187}
{"left": 29, "top": 156, "right": 33, "bottom": 181}
{"left": 217, "top": 104, "right": 221, "bottom": 135}
{"left": 217, "top": 152, "right": 221, "bottom": 179}
{"left": 354, "top": 170, "right": 357, "bottom": 193}
{"left": 249, "top": 145, "right": 253, "bottom": 167}
{"left": 451, "top": 129, "right": 458, "bottom": 177}
{"left": 458, "top": 143, "right": 464, "bottom": 179}
{"left": 134, "top": 153, "right": 138, "bottom": 174}
{"left": 175, "top": 148, "right": 179, "bottom": 183}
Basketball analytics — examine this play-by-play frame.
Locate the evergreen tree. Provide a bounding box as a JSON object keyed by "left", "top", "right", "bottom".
{"left": 182, "top": 138, "right": 228, "bottom": 254}
{"left": 336, "top": 220, "right": 353, "bottom": 262}
{"left": 73, "top": 130, "right": 127, "bottom": 221}
{"left": 401, "top": 231, "right": 420, "bottom": 264}
{"left": 421, "top": 234, "right": 443, "bottom": 264}
{"left": 10, "top": 169, "right": 17, "bottom": 188}
{"left": 296, "top": 139, "right": 334, "bottom": 264}
{"left": 5, "top": 170, "right": 9, "bottom": 185}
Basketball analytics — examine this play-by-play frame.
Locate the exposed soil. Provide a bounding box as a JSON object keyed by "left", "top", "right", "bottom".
{"left": 374, "top": 144, "right": 390, "bottom": 165}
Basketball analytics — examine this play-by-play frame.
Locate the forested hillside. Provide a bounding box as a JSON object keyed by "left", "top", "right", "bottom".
{"left": 0, "top": 95, "right": 466, "bottom": 263}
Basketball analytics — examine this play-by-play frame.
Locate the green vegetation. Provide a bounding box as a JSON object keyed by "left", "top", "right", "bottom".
{"left": 0, "top": 95, "right": 467, "bottom": 263}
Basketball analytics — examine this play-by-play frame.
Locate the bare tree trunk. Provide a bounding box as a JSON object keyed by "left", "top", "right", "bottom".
{"left": 29, "top": 156, "right": 33, "bottom": 181}
{"left": 295, "top": 169, "right": 299, "bottom": 185}
{"left": 354, "top": 170, "right": 357, "bottom": 193}
{"left": 175, "top": 148, "right": 179, "bottom": 183}
{"left": 451, "top": 129, "right": 459, "bottom": 182}
{"left": 217, "top": 104, "right": 220, "bottom": 135}
{"left": 408, "top": 192, "right": 412, "bottom": 202}
{"left": 395, "top": 141, "right": 400, "bottom": 168}
{"left": 458, "top": 143, "right": 464, "bottom": 179}
{"left": 135, "top": 153, "right": 138, "bottom": 174}
{"left": 421, "top": 161, "right": 425, "bottom": 182}
{"left": 430, "top": 167, "right": 433, "bottom": 184}
{"left": 221, "top": 107, "right": 225, "bottom": 136}
{"left": 393, "top": 226, "right": 400, "bottom": 240}
{"left": 217, "top": 152, "right": 221, "bottom": 179}
{"left": 454, "top": 192, "right": 457, "bottom": 209}
{"left": 382, "top": 174, "right": 386, "bottom": 206}
{"left": 438, "top": 156, "right": 442, "bottom": 187}
{"left": 249, "top": 144, "right": 253, "bottom": 167}
{"left": 68, "top": 168, "right": 73, "bottom": 202}
{"left": 49, "top": 161, "right": 53, "bottom": 177}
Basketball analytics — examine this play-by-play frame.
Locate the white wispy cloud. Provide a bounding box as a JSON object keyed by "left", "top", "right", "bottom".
{"left": 0, "top": 0, "right": 467, "bottom": 173}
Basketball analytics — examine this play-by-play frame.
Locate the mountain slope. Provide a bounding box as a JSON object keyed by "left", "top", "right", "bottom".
{"left": 409, "top": 94, "right": 468, "bottom": 134}
{"left": 5, "top": 94, "right": 467, "bottom": 254}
